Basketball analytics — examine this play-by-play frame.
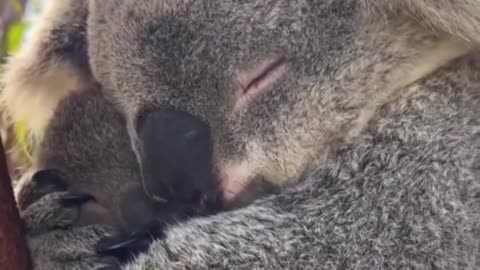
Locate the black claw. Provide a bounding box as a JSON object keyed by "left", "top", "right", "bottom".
{"left": 96, "top": 233, "right": 153, "bottom": 261}
{"left": 60, "top": 194, "right": 94, "bottom": 207}
{"left": 96, "top": 235, "right": 141, "bottom": 252}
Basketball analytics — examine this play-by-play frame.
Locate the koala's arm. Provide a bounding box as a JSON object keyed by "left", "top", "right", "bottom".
{"left": 362, "top": 0, "right": 480, "bottom": 45}
{"left": 123, "top": 144, "right": 479, "bottom": 270}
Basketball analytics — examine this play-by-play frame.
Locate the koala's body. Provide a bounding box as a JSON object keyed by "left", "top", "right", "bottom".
{"left": 3, "top": 0, "right": 480, "bottom": 269}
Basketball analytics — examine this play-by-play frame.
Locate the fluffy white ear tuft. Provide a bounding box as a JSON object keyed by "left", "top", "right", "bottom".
{"left": 0, "top": 0, "right": 93, "bottom": 142}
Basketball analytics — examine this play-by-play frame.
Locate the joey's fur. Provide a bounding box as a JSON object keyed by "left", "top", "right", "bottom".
{"left": 16, "top": 88, "right": 142, "bottom": 231}
{"left": 17, "top": 87, "right": 220, "bottom": 254}
{"left": 4, "top": 0, "right": 480, "bottom": 269}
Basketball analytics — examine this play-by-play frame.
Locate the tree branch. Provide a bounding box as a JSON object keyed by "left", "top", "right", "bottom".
{"left": 0, "top": 134, "right": 31, "bottom": 270}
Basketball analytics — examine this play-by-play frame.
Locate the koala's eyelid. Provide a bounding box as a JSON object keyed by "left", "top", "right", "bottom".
{"left": 234, "top": 57, "right": 288, "bottom": 109}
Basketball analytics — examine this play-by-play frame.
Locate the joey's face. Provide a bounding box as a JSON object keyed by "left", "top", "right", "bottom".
{"left": 88, "top": 0, "right": 358, "bottom": 203}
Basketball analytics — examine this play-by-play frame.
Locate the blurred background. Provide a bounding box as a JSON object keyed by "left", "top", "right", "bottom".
{"left": 0, "top": 0, "right": 50, "bottom": 179}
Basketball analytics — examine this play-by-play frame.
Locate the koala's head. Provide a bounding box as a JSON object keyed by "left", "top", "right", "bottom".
{"left": 89, "top": 1, "right": 448, "bottom": 203}
{"left": 87, "top": 1, "right": 367, "bottom": 204}
{"left": 4, "top": 1, "right": 467, "bottom": 208}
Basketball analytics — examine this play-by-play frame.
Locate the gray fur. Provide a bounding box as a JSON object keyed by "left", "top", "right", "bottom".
{"left": 125, "top": 55, "right": 480, "bottom": 269}
{"left": 11, "top": 0, "right": 480, "bottom": 269}
{"left": 22, "top": 192, "right": 118, "bottom": 270}
{"left": 18, "top": 88, "right": 142, "bottom": 231}
{"left": 361, "top": 0, "right": 480, "bottom": 45}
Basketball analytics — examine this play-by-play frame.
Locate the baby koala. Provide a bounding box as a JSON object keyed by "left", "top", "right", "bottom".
{"left": 16, "top": 87, "right": 222, "bottom": 259}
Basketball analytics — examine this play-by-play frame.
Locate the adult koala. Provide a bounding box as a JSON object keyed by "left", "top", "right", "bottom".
{"left": 3, "top": 0, "right": 480, "bottom": 269}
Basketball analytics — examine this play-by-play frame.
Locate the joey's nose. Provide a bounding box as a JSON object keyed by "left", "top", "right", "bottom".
{"left": 137, "top": 110, "right": 216, "bottom": 203}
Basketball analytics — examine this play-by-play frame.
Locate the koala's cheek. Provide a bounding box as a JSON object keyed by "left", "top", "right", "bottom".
{"left": 75, "top": 201, "right": 118, "bottom": 228}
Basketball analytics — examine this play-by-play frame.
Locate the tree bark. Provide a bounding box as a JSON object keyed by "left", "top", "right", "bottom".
{"left": 0, "top": 134, "right": 32, "bottom": 270}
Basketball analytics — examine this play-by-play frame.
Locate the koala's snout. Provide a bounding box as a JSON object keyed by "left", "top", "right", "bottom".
{"left": 137, "top": 109, "right": 218, "bottom": 206}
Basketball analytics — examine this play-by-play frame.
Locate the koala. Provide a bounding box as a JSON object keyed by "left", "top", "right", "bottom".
{"left": 11, "top": 96, "right": 224, "bottom": 264}
{"left": 16, "top": 85, "right": 228, "bottom": 260}
{"left": 15, "top": 86, "right": 225, "bottom": 259}
{"left": 3, "top": 0, "right": 480, "bottom": 269}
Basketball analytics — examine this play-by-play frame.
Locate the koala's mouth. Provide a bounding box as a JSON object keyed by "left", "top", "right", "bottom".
{"left": 236, "top": 57, "right": 288, "bottom": 108}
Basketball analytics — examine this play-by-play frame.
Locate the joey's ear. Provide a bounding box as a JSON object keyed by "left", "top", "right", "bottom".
{"left": 1, "top": 0, "right": 94, "bottom": 142}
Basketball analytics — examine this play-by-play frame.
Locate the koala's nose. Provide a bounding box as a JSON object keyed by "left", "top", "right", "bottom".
{"left": 137, "top": 109, "right": 216, "bottom": 203}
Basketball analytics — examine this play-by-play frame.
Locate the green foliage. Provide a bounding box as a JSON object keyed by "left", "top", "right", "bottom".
{"left": 1, "top": 1, "right": 30, "bottom": 65}
{"left": 5, "top": 21, "right": 29, "bottom": 54}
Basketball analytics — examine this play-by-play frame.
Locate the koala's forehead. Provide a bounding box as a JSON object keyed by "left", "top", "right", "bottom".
{"left": 88, "top": 1, "right": 356, "bottom": 118}
{"left": 89, "top": 2, "right": 309, "bottom": 101}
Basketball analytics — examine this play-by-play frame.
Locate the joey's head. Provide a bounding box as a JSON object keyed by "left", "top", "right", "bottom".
{"left": 17, "top": 89, "right": 218, "bottom": 235}
{"left": 16, "top": 89, "right": 143, "bottom": 229}
{"left": 88, "top": 1, "right": 365, "bottom": 205}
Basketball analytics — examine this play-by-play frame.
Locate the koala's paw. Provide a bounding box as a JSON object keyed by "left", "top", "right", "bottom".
{"left": 21, "top": 191, "right": 93, "bottom": 235}
{"left": 28, "top": 225, "right": 122, "bottom": 270}
{"left": 21, "top": 191, "right": 121, "bottom": 270}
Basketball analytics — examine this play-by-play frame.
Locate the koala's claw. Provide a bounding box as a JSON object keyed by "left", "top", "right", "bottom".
{"left": 96, "top": 235, "right": 141, "bottom": 252}
{"left": 96, "top": 232, "right": 153, "bottom": 262}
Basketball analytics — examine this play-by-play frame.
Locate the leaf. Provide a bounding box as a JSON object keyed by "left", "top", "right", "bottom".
{"left": 5, "top": 21, "right": 30, "bottom": 54}
{"left": 0, "top": 133, "right": 32, "bottom": 270}
{"left": 13, "top": 120, "right": 34, "bottom": 165}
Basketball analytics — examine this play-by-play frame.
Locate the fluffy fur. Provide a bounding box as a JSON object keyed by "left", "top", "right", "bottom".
{"left": 16, "top": 88, "right": 142, "bottom": 231}
{"left": 1, "top": 0, "right": 91, "bottom": 144}
{"left": 4, "top": 0, "right": 480, "bottom": 269}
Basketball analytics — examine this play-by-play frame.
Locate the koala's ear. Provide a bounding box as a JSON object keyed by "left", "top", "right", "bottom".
{"left": 1, "top": 0, "right": 94, "bottom": 141}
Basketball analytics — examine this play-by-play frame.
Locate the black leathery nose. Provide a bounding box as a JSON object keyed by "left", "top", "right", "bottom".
{"left": 137, "top": 109, "right": 216, "bottom": 204}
